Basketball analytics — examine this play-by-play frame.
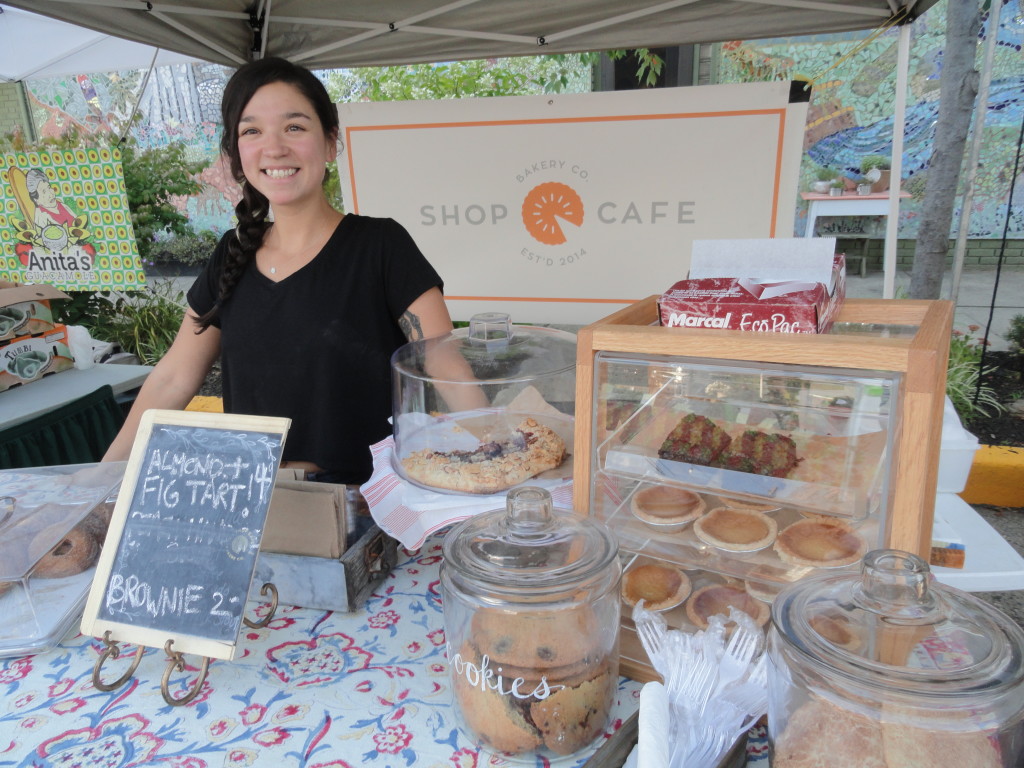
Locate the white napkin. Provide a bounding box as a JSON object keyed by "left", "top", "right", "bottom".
{"left": 360, "top": 436, "right": 573, "bottom": 549}
{"left": 638, "top": 682, "right": 671, "bottom": 768}
{"left": 66, "top": 325, "right": 95, "bottom": 370}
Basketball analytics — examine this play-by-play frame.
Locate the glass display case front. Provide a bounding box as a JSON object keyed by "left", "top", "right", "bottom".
{"left": 588, "top": 352, "right": 902, "bottom": 669}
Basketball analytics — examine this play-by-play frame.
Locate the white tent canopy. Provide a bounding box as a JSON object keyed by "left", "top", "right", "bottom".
{"left": 0, "top": 4, "right": 200, "bottom": 83}
{"left": 6, "top": 0, "right": 938, "bottom": 71}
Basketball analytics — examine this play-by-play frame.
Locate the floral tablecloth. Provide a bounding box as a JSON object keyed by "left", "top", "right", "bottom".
{"left": 1, "top": 535, "right": 646, "bottom": 768}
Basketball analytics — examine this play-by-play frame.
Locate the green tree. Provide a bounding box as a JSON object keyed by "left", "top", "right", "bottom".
{"left": 118, "top": 140, "right": 206, "bottom": 262}
{"left": 910, "top": 0, "right": 982, "bottom": 299}
{"left": 324, "top": 54, "right": 593, "bottom": 102}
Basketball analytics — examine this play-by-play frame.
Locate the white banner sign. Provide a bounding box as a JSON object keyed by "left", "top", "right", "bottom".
{"left": 338, "top": 82, "right": 808, "bottom": 324}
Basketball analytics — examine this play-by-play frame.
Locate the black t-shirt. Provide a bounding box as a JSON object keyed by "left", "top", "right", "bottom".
{"left": 188, "top": 215, "right": 443, "bottom": 483}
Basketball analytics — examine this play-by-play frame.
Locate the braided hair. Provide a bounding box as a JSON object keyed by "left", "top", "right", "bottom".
{"left": 195, "top": 57, "right": 339, "bottom": 331}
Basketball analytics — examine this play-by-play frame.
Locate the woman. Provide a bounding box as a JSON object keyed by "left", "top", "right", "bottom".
{"left": 104, "top": 58, "right": 454, "bottom": 493}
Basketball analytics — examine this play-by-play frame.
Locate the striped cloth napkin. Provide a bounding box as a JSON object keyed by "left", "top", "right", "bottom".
{"left": 360, "top": 436, "right": 574, "bottom": 549}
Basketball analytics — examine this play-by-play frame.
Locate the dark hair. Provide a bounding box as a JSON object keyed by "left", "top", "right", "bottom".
{"left": 195, "top": 57, "right": 339, "bottom": 330}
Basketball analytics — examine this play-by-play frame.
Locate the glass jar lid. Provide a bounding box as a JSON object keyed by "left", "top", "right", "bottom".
{"left": 441, "top": 486, "right": 619, "bottom": 600}
{"left": 773, "top": 550, "right": 1024, "bottom": 697}
{"left": 390, "top": 312, "right": 577, "bottom": 385}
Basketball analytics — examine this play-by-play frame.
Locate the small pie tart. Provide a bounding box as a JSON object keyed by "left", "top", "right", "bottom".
{"left": 630, "top": 485, "right": 706, "bottom": 527}
{"left": 744, "top": 579, "right": 782, "bottom": 604}
{"left": 715, "top": 495, "right": 780, "bottom": 513}
{"left": 809, "top": 613, "right": 861, "bottom": 651}
{"left": 774, "top": 518, "right": 866, "bottom": 568}
{"left": 693, "top": 507, "right": 777, "bottom": 552}
{"left": 685, "top": 584, "right": 770, "bottom": 629}
{"left": 621, "top": 563, "right": 692, "bottom": 611}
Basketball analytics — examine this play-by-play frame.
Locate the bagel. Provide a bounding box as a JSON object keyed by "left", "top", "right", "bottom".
{"left": 32, "top": 524, "right": 100, "bottom": 579}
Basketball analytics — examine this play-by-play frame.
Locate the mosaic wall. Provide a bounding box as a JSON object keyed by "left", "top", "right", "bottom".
{"left": 25, "top": 62, "right": 238, "bottom": 235}
{"left": 18, "top": 0, "right": 1024, "bottom": 240}
{"left": 718, "top": 0, "right": 1024, "bottom": 238}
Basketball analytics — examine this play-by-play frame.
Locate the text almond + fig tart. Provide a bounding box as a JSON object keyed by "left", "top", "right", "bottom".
{"left": 774, "top": 518, "right": 867, "bottom": 568}
{"left": 693, "top": 506, "right": 777, "bottom": 552}
{"left": 685, "top": 583, "right": 770, "bottom": 629}
{"left": 621, "top": 563, "right": 691, "bottom": 611}
{"left": 630, "top": 485, "right": 706, "bottom": 528}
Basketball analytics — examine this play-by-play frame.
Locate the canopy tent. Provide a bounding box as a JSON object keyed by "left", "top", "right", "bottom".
{"left": 5, "top": 0, "right": 943, "bottom": 298}
{"left": 5, "top": 0, "right": 938, "bottom": 70}
{"left": 0, "top": 4, "right": 199, "bottom": 83}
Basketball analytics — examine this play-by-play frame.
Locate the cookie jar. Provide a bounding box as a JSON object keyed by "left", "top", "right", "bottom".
{"left": 768, "top": 549, "right": 1024, "bottom": 768}
{"left": 440, "top": 486, "right": 621, "bottom": 759}
{"left": 390, "top": 312, "right": 576, "bottom": 495}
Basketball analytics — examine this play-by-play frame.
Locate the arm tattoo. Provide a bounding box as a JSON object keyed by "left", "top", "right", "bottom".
{"left": 399, "top": 310, "right": 425, "bottom": 341}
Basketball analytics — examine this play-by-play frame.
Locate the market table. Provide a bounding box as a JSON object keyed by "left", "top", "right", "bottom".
{"left": 0, "top": 534, "right": 670, "bottom": 767}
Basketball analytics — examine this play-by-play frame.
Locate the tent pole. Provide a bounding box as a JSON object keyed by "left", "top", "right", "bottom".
{"left": 950, "top": 0, "right": 1000, "bottom": 304}
{"left": 16, "top": 82, "right": 37, "bottom": 143}
{"left": 884, "top": 21, "right": 911, "bottom": 300}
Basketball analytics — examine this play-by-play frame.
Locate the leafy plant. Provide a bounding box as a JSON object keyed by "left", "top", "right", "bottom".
{"left": 325, "top": 55, "right": 592, "bottom": 102}
{"left": 860, "top": 154, "right": 890, "bottom": 173}
{"left": 119, "top": 140, "right": 207, "bottom": 262}
{"left": 815, "top": 167, "right": 838, "bottom": 182}
{"left": 1006, "top": 313, "right": 1024, "bottom": 355}
{"left": 82, "top": 281, "right": 186, "bottom": 365}
{"left": 605, "top": 48, "right": 665, "bottom": 87}
{"left": 947, "top": 326, "right": 1004, "bottom": 423}
{"left": 830, "top": 178, "right": 845, "bottom": 189}
{"left": 152, "top": 229, "right": 220, "bottom": 266}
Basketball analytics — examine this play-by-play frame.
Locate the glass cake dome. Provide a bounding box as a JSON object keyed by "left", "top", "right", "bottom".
{"left": 390, "top": 313, "right": 577, "bottom": 495}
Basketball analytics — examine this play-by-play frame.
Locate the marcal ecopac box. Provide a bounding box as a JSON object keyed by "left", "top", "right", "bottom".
{"left": 658, "top": 238, "right": 846, "bottom": 334}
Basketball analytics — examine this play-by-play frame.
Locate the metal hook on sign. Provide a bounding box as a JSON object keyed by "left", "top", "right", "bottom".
{"left": 242, "top": 582, "right": 278, "bottom": 628}
{"left": 92, "top": 630, "right": 145, "bottom": 692}
{"left": 160, "top": 639, "right": 211, "bottom": 707}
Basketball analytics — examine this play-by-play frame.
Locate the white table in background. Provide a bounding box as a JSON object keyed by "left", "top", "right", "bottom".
{"left": 800, "top": 190, "right": 911, "bottom": 238}
{"left": 0, "top": 363, "right": 152, "bottom": 431}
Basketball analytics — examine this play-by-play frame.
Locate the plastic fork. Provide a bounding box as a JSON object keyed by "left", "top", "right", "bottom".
{"left": 713, "top": 625, "right": 759, "bottom": 696}
{"left": 633, "top": 602, "right": 670, "bottom": 674}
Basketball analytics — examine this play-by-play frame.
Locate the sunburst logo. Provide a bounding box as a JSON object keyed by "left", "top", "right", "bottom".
{"left": 521, "top": 181, "right": 584, "bottom": 245}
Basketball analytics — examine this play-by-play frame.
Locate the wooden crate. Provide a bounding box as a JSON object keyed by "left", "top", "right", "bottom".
{"left": 573, "top": 297, "right": 953, "bottom": 681}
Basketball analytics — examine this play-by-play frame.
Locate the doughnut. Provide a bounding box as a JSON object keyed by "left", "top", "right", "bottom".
{"left": 31, "top": 524, "right": 100, "bottom": 578}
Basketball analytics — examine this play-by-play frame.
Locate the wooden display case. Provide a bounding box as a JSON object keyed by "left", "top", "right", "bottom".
{"left": 573, "top": 297, "right": 953, "bottom": 681}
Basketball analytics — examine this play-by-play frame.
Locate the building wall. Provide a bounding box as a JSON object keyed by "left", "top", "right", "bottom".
{"left": 842, "top": 239, "right": 1024, "bottom": 271}
{"left": 715, "top": 0, "right": 1024, "bottom": 242}
{"left": 0, "top": 83, "right": 31, "bottom": 139}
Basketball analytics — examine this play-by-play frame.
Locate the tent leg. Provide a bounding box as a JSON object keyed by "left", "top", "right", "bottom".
{"left": 884, "top": 23, "right": 911, "bottom": 300}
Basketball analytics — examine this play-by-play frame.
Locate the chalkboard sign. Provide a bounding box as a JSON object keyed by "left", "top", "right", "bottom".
{"left": 82, "top": 410, "right": 290, "bottom": 660}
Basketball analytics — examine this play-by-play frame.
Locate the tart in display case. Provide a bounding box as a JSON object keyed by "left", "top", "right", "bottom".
{"left": 0, "top": 462, "right": 125, "bottom": 657}
{"left": 391, "top": 312, "right": 576, "bottom": 495}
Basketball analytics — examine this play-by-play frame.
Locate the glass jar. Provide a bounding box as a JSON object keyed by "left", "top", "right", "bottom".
{"left": 769, "top": 549, "right": 1024, "bottom": 767}
{"left": 390, "top": 312, "right": 576, "bottom": 495}
{"left": 440, "top": 486, "right": 621, "bottom": 759}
